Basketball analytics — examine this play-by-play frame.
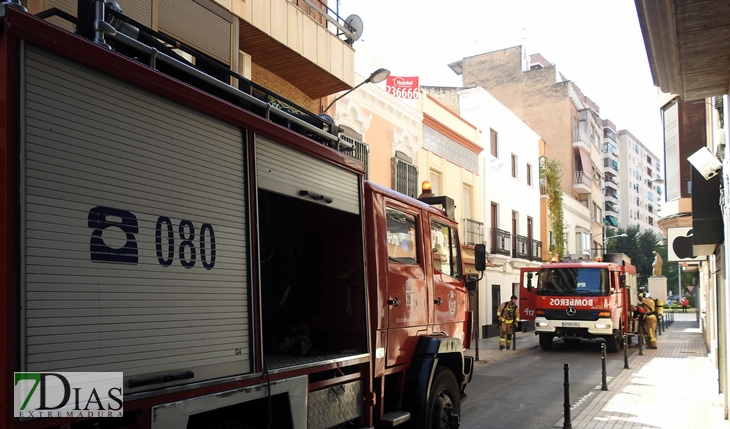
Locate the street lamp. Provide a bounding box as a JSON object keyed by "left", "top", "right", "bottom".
{"left": 591, "top": 230, "right": 627, "bottom": 256}
{"left": 322, "top": 67, "right": 391, "bottom": 114}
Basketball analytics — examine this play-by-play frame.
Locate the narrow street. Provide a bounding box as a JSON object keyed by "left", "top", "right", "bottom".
{"left": 461, "top": 338, "right": 637, "bottom": 428}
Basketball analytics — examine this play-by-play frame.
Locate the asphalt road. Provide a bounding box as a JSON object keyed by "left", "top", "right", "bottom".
{"left": 459, "top": 338, "right": 637, "bottom": 429}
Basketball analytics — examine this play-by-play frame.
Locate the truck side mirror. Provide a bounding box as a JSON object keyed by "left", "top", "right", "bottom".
{"left": 619, "top": 274, "right": 626, "bottom": 288}
{"left": 474, "top": 243, "right": 487, "bottom": 272}
{"left": 527, "top": 272, "right": 533, "bottom": 292}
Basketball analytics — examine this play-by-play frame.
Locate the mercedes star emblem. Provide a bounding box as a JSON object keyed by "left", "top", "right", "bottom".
{"left": 566, "top": 306, "right": 577, "bottom": 316}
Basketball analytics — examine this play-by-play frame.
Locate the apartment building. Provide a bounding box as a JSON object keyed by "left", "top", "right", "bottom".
{"left": 602, "top": 120, "right": 621, "bottom": 231}
{"left": 423, "top": 85, "right": 543, "bottom": 338}
{"left": 449, "top": 47, "right": 605, "bottom": 258}
{"left": 617, "top": 130, "right": 663, "bottom": 236}
{"left": 34, "top": 0, "right": 356, "bottom": 113}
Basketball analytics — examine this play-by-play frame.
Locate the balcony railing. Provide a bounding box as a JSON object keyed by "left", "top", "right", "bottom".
{"left": 531, "top": 239, "right": 542, "bottom": 261}
{"left": 573, "top": 128, "right": 590, "bottom": 148}
{"left": 574, "top": 171, "right": 591, "bottom": 186}
{"left": 292, "top": 0, "right": 362, "bottom": 44}
{"left": 341, "top": 135, "right": 369, "bottom": 179}
{"left": 513, "top": 235, "right": 529, "bottom": 259}
{"left": 489, "top": 228, "right": 511, "bottom": 256}
{"left": 462, "top": 218, "right": 484, "bottom": 246}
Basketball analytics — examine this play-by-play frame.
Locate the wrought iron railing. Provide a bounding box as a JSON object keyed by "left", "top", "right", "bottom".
{"left": 513, "top": 235, "right": 529, "bottom": 259}
{"left": 462, "top": 218, "right": 484, "bottom": 246}
{"left": 489, "top": 228, "right": 511, "bottom": 256}
{"left": 531, "top": 239, "right": 542, "bottom": 261}
{"left": 341, "top": 135, "right": 369, "bottom": 179}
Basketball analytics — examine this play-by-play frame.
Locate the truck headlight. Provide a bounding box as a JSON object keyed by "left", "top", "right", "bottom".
{"left": 595, "top": 323, "right": 610, "bottom": 329}
{"left": 536, "top": 322, "right": 549, "bottom": 327}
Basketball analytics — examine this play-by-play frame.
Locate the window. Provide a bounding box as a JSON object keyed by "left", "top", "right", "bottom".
{"left": 340, "top": 132, "right": 369, "bottom": 179}
{"left": 462, "top": 184, "right": 472, "bottom": 218}
{"left": 511, "top": 154, "right": 517, "bottom": 178}
{"left": 490, "top": 129, "right": 498, "bottom": 157}
{"left": 391, "top": 156, "right": 419, "bottom": 198}
{"left": 386, "top": 207, "right": 418, "bottom": 264}
{"left": 429, "top": 170, "right": 442, "bottom": 196}
{"left": 431, "top": 221, "right": 462, "bottom": 278}
{"left": 526, "top": 163, "right": 532, "bottom": 186}
{"left": 576, "top": 231, "right": 590, "bottom": 253}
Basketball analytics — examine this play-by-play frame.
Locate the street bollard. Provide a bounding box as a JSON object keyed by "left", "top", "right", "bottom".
{"left": 512, "top": 323, "right": 517, "bottom": 350}
{"left": 623, "top": 333, "right": 629, "bottom": 369}
{"left": 638, "top": 322, "right": 644, "bottom": 356}
{"left": 658, "top": 315, "right": 662, "bottom": 336}
{"left": 601, "top": 343, "right": 608, "bottom": 391}
{"left": 563, "top": 363, "right": 572, "bottom": 429}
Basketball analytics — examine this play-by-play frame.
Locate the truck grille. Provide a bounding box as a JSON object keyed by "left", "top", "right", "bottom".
{"left": 541, "top": 309, "right": 600, "bottom": 321}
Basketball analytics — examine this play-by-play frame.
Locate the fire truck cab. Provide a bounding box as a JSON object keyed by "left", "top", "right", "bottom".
{"left": 523, "top": 254, "right": 637, "bottom": 352}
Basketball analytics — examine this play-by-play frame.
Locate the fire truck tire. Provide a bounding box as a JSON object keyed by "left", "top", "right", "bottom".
{"left": 605, "top": 329, "right": 621, "bottom": 353}
{"left": 423, "top": 366, "right": 461, "bottom": 429}
{"left": 539, "top": 334, "right": 554, "bottom": 350}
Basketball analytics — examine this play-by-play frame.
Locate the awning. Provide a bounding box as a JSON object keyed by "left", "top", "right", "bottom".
{"left": 578, "top": 149, "right": 592, "bottom": 175}
{"left": 605, "top": 215, "right": 618, "bottom": 227}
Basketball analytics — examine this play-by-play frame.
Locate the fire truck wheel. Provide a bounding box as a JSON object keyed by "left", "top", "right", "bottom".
{"left": 539, "top": 333, "right": 554, "bottom": 350}
{"left": 425, "top": 366, "right": 461, "bottom": 429}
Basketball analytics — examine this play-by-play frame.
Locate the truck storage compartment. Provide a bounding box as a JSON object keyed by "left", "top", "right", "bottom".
{"left": 20, "top": 43, "right": 252, "bottom": 393}
{"left": 256, "top": 138, "right": 367, "bottom": 370}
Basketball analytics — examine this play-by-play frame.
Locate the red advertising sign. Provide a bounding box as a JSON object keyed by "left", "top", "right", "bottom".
{"left": 386, "top": 76, "right": 419, "bottom": 99}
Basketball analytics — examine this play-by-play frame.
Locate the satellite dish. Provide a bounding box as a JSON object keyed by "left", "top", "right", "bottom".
{"left": 344, "top": 14, "right": 363, "bottom": 43}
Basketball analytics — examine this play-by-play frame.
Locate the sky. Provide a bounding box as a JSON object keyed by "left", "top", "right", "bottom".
{"left": 335, "top": 0, "right": 664, "bottom": 158}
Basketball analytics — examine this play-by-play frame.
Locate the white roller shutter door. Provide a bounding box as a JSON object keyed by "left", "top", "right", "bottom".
{"left": 256, "top": 136, "right": 360, "bottom": 214}
{"left": 20, "top": 44, "right": 251, "bottom": 393}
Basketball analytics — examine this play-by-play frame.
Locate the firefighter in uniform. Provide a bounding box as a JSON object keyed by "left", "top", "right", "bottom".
{"left": 497, "top": 295, "right": 520, "bottom": 350}
{"left": 637, "top": 292, "right": 658, "bottom": 349}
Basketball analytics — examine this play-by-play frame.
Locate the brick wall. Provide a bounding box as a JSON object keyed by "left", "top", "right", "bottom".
{"left": 252, "top": 63, "right": 319, "bottom": 112}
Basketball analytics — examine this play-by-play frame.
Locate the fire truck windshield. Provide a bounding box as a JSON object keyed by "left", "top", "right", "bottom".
{"left": 536, "top": 268, "right": 609, "bottom": 296}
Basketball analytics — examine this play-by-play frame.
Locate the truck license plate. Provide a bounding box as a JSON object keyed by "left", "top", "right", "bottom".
{"left": 562, "top": 322, "right": 580, "bottom": 327}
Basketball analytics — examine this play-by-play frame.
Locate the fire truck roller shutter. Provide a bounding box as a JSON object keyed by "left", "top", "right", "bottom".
{"left": 20, "top": 44, "right": 251, "bottom": 392}
{"left": 255, "top": 136, "right": 360, "bottom": 215}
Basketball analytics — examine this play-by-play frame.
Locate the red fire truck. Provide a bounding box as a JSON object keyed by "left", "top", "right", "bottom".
{"left": 0, "top": 3, "right": 485, "bottom": 428}
{"left": 520, "top": 254, "right": 637, "bottom": 353}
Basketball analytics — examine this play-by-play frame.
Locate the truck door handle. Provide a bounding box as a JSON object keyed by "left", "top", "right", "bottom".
{"left": 434, "top": 298, "right": 443, "bottom": 305}
{"left": 299, "top": 190, "right": 333, "bottom": 204}
{"left": 388, "top": 298, "right": 400, "bottom": 306}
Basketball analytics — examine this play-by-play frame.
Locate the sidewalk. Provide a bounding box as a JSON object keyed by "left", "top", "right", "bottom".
{"left": 465, "top": 313, "right": 730, "bottom": 428}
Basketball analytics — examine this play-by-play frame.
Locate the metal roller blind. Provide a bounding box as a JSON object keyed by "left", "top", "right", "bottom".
{"left": 256, "top": 136, "right": 360, "bottom": 215}
{"left": 47, "top": 0, "right": 153, "bottom": 31}
{"left": 20, "top": 44, "right": 251, "bottom": 392}
{"left": 158, "top": 0, "right": 233, "bottom": 66}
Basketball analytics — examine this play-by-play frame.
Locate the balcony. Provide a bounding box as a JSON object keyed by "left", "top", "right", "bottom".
{"left": 605, "top": 193, "right": 619, "bottom": 205}
{"left": 513, "top": 235, "right": 529, "bottom": 259}
{"left": 236, "top": 0, "right": 354, "bottom": 99}
{"left": 573, "top": 170, "right": 591, "bottom": 194}
{"left": 604, "top": 178, "right": 618, "bottom": 190}
{"left": 605, "top": 203, "right": 618, "bottom": 214}
{"left": 489, "top": 228, "right": 511, "bottom": 256}
{"left": 531, "top": 239, "right": 543, "bottom": 261}
{"left": 462, "top": 218, "right": 484, "bottom": 246}
{"left": 573, "top": 128, "right": 590, "bottom": 151}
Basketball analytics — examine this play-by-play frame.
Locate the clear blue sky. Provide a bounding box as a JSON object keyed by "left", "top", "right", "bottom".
{"left": 335, "top": 0, "right": 664, "bottom": 159}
